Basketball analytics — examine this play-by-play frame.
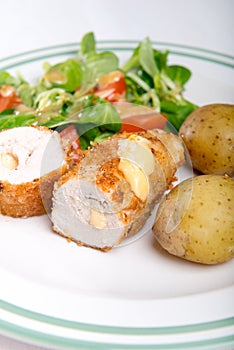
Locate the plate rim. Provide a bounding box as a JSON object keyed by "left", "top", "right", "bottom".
{"left": 0, "top": 40, "right": 233, "bottom": 348}
{"left": 1, "top": 298, "right": 234, "bottom": 349}
{"left": 0, "top": 40, "right": 233, "bottom": 71}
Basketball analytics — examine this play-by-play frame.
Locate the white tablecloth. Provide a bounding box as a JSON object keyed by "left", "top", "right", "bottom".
{"left": 0, "top": 0, "right": 233, "bottom": 349}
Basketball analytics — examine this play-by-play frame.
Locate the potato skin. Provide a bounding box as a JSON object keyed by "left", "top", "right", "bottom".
{"left": 152, "top": 175, "right": 234, "bottom": 264}
{"left": 179, "top": 104, "right": 234, "bottom": 176}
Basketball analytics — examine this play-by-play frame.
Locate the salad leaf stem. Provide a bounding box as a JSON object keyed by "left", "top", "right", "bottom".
{"left": 126, "top": 72, "right": 151, "bottom": 91}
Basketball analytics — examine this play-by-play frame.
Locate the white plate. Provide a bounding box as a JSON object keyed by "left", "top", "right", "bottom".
{"left": 0, "top": 41, "right": 233, "bottom": 350}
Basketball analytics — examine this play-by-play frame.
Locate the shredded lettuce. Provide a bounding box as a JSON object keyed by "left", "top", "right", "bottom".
{"left": 0, "top": 32, "right": 197, "bottom": 146}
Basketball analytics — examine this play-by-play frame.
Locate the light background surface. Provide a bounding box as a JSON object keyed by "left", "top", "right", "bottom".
{"left": 0, "top": 0, "right": 233, "bottom": 58}
{"left": 0, "top": 0, "right": 233, "bottom": 349}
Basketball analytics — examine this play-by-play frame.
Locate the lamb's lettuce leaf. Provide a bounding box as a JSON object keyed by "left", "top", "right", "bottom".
{"left": 122, "top": 36, "right": 197, "bottom": 128}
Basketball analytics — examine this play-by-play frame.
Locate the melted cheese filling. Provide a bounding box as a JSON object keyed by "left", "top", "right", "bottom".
{"left": 117, "top": 135, "right": 155, "bottom": 201}
{"left": 117, "top": 136, "right": 155, "bottom": 176}
{"left": 90, "top": 208, "right": 107, "bottom": 229}
{"left": 118, "top": 159, "right": 149, "bottom": 202}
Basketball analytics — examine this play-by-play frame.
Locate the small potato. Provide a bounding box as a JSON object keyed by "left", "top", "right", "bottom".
{"left": 179, "top": 104, "right": 234, "bottom": 176}
{"left": 152, "top": 175, "right": 234, "bottom": 264}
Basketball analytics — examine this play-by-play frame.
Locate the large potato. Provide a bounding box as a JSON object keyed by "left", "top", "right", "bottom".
{"left": 152, "top": 175, "right": 234, "bottom": 264}
{"left": 179, "top": 104, "right": 234, "bottom": 176}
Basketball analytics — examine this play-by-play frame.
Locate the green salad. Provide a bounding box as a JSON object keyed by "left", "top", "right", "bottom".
{"left": 0, "top": 32, "right": 197, "bottom": 148}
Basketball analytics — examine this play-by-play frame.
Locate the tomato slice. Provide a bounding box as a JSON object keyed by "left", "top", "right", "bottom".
{"left": 60, "top": 125, "right": 84, "bottom": 163}
{"left": 94, "top": 71, "right": 126, "bottom": 102}
{"left": 120, "top": 113, "right": 167, "bottom": 132}
{"left": 112, "top": 102, "right": 167, "bottom": 132}
{"left": 0, "top": 85, "right": 21, "bottom": 113}
{"left": 60, "top": 124, "right": 79, "bottom": 145}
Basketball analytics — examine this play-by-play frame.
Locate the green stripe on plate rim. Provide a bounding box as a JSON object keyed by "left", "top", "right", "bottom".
{"left": 0, "top": 41, "right": 233, "bottom": 70}
{"left": 0, "top": 40, "right": 233, "bottom": 62}
{"left": 0, "top": 299, "right": 233, "bottom": 336}
{"left": 0, "top": 317, "right": 234, "bottom": 350}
